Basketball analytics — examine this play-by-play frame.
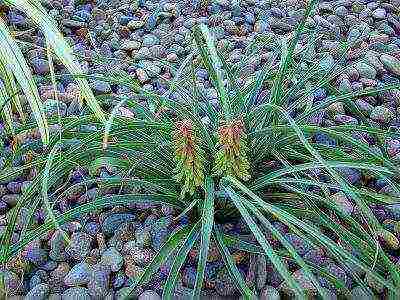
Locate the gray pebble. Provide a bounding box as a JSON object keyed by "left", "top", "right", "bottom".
{"left": 138, "top": 290, "right": 161, "bottom": 300}
{"left": 64, "top": 262, "right": 91, "bottom": 287}
{"left": 380, "top": 54, "right": 400, "bottom": 76}
{"left": 62, "top": 287, "right": 91, "bottom": 300}
{"left": 0, "top": 270, "right": 22, "bottom": 296}
{"left": 100, "top": 247, "right": 123, "bottom": 272}
{"left": 87, "top": 263, "right": 111, "bottom": 299}
{"left": 24, "top": 283, "right": 50, "bottom": 300}
{"left": 259, "top": 286, "right": 280, "bottom": 300}
{"left": 370, "top": 105, "right": 394, "bottom": 123}
{"left": 65, "top": 232, "right": 93, "bottom": 260}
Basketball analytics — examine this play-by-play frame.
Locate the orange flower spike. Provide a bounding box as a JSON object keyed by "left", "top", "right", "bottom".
{"left": 173, "top": 119, "right": 205, "bottom": 198}
{"left": 213, "top": 118, "right": 250, "bottom": 181}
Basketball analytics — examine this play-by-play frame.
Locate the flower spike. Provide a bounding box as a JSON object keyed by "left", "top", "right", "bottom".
{"left": 213, "top": 118, "right": 251, "bottom": 181}
{"left": 173, "top": 119, "right": 205, "bottom": 198}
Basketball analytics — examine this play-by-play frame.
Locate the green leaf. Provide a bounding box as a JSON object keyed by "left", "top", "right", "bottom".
{"left": 163, "top": 223, "right": 200, "bottom": 299}
{"left": 193, "top": 24, "right": 232, "bottom": 120}
{"left": 193, "top": 177, "right": 215, "bottom": 299}
{"left": 213, "top": 226, "right": 256, "bottom": 299}
{"left": 224, "top": 186, "right": 305, "bottom": 298}
{"left": 41, "top": 142, "right": 70, "bottom": 243}
{"left": 243, "top": 194, "right": 332, "bottom": 299}
{"left": 0, "top": 17, "right": 49, "bottom": 144}
{"left": 120, "top": 226, "right": 192, "bottom": 300}
{"left": 225, "top": 176, "right": 399, "bottom": 294}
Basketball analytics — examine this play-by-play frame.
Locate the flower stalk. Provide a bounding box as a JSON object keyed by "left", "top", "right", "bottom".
{"left": 173, "top": 120, "right": 205, "bottom": 198}
{"left": 213, "top": 118, "right": 251, "bottom": 181}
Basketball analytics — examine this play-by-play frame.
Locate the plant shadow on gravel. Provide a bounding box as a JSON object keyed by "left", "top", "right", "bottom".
{"left": 1, "top": 0, "right": 400, "bottom": 299}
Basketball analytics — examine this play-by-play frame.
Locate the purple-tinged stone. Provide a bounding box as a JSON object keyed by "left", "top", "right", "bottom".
{"left": 65, "top": 232, "right": 93, "bottom": 260}
{"left": 31, "top": 57, "right": 50, "bottom": 75}
{"left": 6, "top": 181, "right": 22, "bottom": 193}
{"left": 337, "top": 167, "right": 361, "bottom": 184}
{"left": 386, "top": 139, "right": 400, "bottom": 158}
{"left": 24, "top": 247, "right": 48, "bottom": 267}
{"left": 0, "top": 199, "right": 7, "bottom": 213}
{"left": 307, "top": 110, "right": 326, "bottom": 126}
{"left": 112, "top": 271, "right": 126, "bottom": 289}
{"left": 284, "top": 233, "right": 313, "bottom": 256}
{"left": 64, "top": 262, "right": 91, "bottom": 287}
{"left": 334, "top": 114, "right": 358, "bottom": 125}
{"left": 87, "top": 263, "right": 111, "bottom": 298}
{"left": 85, "top": 221, "right": 100, "bottom": 235}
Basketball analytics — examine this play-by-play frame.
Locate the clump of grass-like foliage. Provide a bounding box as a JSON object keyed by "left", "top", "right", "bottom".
{"left": 1, "top": 0, "right": 400, "bottom": 299}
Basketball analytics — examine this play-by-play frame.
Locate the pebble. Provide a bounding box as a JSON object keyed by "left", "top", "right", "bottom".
{"left": 127, "top": 20, "right": 145, "bottom": 30}
{"left": 181, "top": 266, "right": 196, "bottom": 288}
{"left": 0, "top": 200, "right": 7, "bottom": 213}
{"left": 142, "top": 34, "right": 160, "bottom": 47}
{"left": 5, "top": 0, "right": 400, "bottom": 299}
{"left": 65, "top": 232, "right": 93, "bottom": 260}
{"left": 370, "top": 106, "right": 394, "bottom": 123}
{"left": 120, "top": 40, "right": 141, "bottom": 51}
{"left": 84, "top": 222, "right": 100, "bottom": 236}
{"left": 386, "top": 204, "right": 400, "bottom": 220}
{"left": 150, "top": 226, "right": 171, "bottom": 251}
{"left": 30, "top": 271, "right": 46, "bottom": 289}
{"left": 7, "top": 181, "right": 23, "bottom": 193}
{"left": 337, "top": 167, "right": 361, "bottom": 185}
{"left": 44, "top": 100, "right": 67, "bottom": 117}
{"left": 256, "top": 254, "right": 267, "bottom": 290}
{"left": 100, "top": 247, "right": 123, "bottom": 272}
{"left": 62, "top": 287, "right": 91, "bottom": 300}
{"left": 23, "top": 247, "right": 48, "bottom": 267}
{"left": 24, "top": 283, "right": 50, "bottom": 300}
{"left": 138, "top": 290, "right": 162, "bottom": 300}
{"left": 112, "top": 271, "right": 126, "bottom": 289}
{"left": 372, "top": 8, "right": 386, "bottom": 19}
{"left": 102, "top": 213, "right": 135, "bottom": 236}
{"left": 331, "top": 192, "right": 354, "bottom": 217}
{"left": 320, "top": 263, "right": 350, "bottom": 290}
{"left": 87, "top": 263, "right": 111, "bottom": 299}
{"left": 125, "top": 247, "right": 155, "bottom": 267}
{"left": 215, "top": 268, "right": 240, "bottom": 296}
{"left": 0, "top": 270, "right": 22, "bottom": 296}
{"left": 64, "top": 262, "right": 91, "bottom": 286}
{"left": 134, "top": 227, "right": 152, "bottom": 248}
{"left": 90, "top": 80, "right": 111, "bottom": 94}
{"left": 48, "top": 263, "right": 70, "bottom": 293}
{"left": 136, "top": 68, "right": 149, "bottom": 83}
{"left": 355, "top": 62, "right": 377, "bottom": 79}
{"left": 2, "top": 194, "right": 19, "bottom": 206}
{"left": 31, "top": 58, "right": 49, "bottom": 75}
{"left": 259, "top": 286, "right": 280, "bottom": 300}
{"left": 279, "top": 269, "right": 317, "bottom": 296}
{"left": 49, "top": 230, "right": 68, "bottom": 261}
{"left": 124, "top": 258, "right": 144, "bottom": 279}
{"left": 284, "top": 233, "right": 312, "bottom": 256}
{"left": 377, "top": 229, "right": 399, "bottom": 250}
{"left": 380, "top": 54, "right": 400, "bottom": 76}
